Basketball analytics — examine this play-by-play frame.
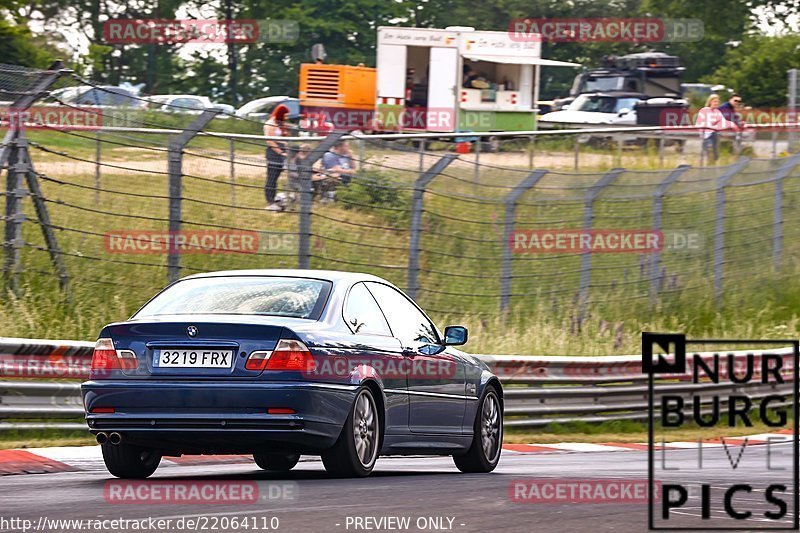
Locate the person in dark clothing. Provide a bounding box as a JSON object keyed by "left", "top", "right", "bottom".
{"left": 718, "top": 93, "right": 742, "bottom": 126}
{"left": 718, "top": 93, "right": 744, "bottom": 153}
{"left": 263, "top": 105, "right": 290, "bottom": 211}
{"left": 462, "top": 64, "right": 479, "bottom": 88}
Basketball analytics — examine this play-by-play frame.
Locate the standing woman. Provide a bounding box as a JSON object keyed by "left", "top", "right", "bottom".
{"left": 264, "top": 105, "right": 290, "bottom": 211}
{"left": 695, "top": 94, "right": 738, "bottom": 163}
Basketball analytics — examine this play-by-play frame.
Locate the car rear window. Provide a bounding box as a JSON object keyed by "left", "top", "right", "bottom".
{"left": 134, "top": 277, "right": 331, "bottom": 319}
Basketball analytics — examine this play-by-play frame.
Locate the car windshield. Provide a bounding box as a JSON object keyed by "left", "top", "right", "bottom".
{"left": 583, "top": 76, "right": 626, "bottom": 92}
{"left": 134, "top": 277, "right": 331, "bottom": 319}
{"left": 571, "top": 95, "right": 641, "bottom": 113}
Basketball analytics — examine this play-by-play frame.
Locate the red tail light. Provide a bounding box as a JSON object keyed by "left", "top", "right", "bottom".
{"left": 246, "top": 339, "right": 315, "bottom": 372}
{"left": 91, "top": 338, "right": 137, "bottom": 372}
{"left": 267, "top": 339, "right": 316, "bottom": 372}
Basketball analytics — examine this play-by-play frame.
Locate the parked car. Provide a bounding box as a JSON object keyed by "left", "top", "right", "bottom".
{"left": 540, "top": 92, "right": 645, "bottom": 126}
{"left": 144, "top": 95, "right": 234, "bottom": 118}
{"left": 236, "top": 96, "right": 301, "bottom": 121}
{"left": 60, "top": 86, "right": 146, "bottom": 108}
{"left": 146, "top": 94, "right": 213, "bottom": 113}
{"left": 81, "top": 269, "right": 503, "bottom": 479}
{"left": 211, "top": 102, "right": 235, "bottom": 115}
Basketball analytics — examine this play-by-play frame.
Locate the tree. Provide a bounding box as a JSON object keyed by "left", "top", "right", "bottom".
{"left": 706, "top": 34, "right": 800, "bottom": 107}
{"left": 0, "top": 19, "right": 54, "bottom": 68}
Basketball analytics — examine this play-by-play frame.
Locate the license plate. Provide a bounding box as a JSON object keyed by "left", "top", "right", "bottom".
{"left": 155, "top": 349, "right": 233, "bottom": 368}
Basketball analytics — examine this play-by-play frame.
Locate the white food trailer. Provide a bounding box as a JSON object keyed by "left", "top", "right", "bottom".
{"left": 375, "top": 26, "right": 579, "bottom": 132}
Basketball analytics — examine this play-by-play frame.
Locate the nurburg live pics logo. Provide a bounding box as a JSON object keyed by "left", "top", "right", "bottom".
{"left": 642, "top": 332, "right": 800, "bottom": 530}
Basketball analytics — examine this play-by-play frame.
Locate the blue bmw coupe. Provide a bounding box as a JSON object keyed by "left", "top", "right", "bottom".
{"left": 82, "top": 270, "right": 503, "bottom": 478}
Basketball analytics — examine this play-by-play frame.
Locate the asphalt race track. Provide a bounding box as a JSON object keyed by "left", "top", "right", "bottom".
{"left": 1, "top": 442, "right": 796, "bottom": 533}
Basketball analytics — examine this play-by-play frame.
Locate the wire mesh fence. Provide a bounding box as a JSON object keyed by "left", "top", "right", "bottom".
{"left": 3, "top": 64, "right": 800, "bottom": 328}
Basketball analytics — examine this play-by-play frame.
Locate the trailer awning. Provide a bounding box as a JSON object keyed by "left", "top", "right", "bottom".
{"left": 462, "top": 54, "right": 580, "bottom": 67}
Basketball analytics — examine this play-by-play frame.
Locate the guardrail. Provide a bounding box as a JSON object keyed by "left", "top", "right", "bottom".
{"left": 0, "top": 338, "right": 794, "bottom": 430}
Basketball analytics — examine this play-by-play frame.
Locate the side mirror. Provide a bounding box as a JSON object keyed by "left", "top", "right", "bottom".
{"left": 617, "top": 108, "right": 631, "bottom": 116}
{"left": 443, "top": 326, "right": 468, "bottom": 346}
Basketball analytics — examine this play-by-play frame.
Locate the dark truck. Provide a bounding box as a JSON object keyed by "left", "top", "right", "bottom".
{"left": 552, "top": 51, "right": 689, "bottom": 129}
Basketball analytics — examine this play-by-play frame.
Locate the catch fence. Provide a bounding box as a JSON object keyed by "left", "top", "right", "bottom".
{"left": 2, "top": 63, "right": 800, "bottom": 324}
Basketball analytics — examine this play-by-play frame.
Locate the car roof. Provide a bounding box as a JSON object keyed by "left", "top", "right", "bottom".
{"left": 151, "top": 94, "right": 210, "bottom": 100}
{"left": 180, "top": 269, "right": 391, "bottom": 285}
{"left": 576, "top": 92, "right": 647, "bottom": 98}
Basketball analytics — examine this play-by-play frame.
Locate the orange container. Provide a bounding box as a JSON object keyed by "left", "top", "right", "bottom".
{"left": 299, "top": 63, "right": 376, "bottom": 110}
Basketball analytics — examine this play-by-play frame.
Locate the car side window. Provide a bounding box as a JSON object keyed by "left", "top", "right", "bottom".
{"left": 343, "top": 283, "right": 391, "bottom": 336}
{"left": 365, "top": 283, "right": 439, "bottom": 345}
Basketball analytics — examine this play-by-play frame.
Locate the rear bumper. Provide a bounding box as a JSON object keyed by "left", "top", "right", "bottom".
{"left": 81, "top": 380, "right": 358, "bottom": 453}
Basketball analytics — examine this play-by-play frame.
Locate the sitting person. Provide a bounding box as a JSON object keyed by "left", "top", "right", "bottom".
{"left": 462, "top": 66, "right": 491, "bottom": 89}
{"left": 285, "top": 143, "right": 333, "bottom": 202}
{"left": 322, "top": 140, "right": 355, "bottom": 181}
{"left": 315, "top": 140, "right": 356, "bottom": 200}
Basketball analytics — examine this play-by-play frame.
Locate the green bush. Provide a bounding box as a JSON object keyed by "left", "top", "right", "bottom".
{"left": 337, "top": 171, "right": 412, "bottom": 227}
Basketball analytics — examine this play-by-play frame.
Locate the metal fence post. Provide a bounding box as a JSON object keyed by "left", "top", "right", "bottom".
{"left": 418, "top": 139, "right": 425, "bottom": 172}
{"left": 651, "top": 165, "right": 690, "bottom": 296}
{"left": 406, "top": 154, "right": 458, "bottom": 301}
{"left": 166, "top": 110, "right": 219, "bottom": 283}
{"left": 574, "top": 136, "right": 580, "bottom": 171}
{"left": 24, "top": 138, "right": 69, "bottom": 291}
{"left": 1, "top": 61, "right": 65, "bottom": 293}
{"left": 297, "top": 132, "right": 346, "bottom": 270}
{"left": 229, "top": 138, "right": 236, "bottom": 206}
{"left": 579, "top": 168, "right": 624, "bottom": 304}
{"left": 712, "top": 158, "right": 750, "bottom": 305}
{"left": 473, "top": 137, "right": 481, "bottom": 184}
{"left": 94, "top": 130, "right": 101, "bottom": 203}
{"left": 771, "top": 152, "right": 800, "bottom": 269}
{"left": 528, "top": 135, "right": 535, "bottom": 169}
{"left": 772, "top": 130, "right": 778, "bottom": 159}
{"left": 3, "top": 139, "right": 25, "bottom": 293}
{"left": 788, "top": 69, "right": 798, "bottom": 152}
{"left": 699, "top": 137, "right": 706, "bottom": 167}
{"left": 500, "top": 169, "right": 548, "bottom": 314}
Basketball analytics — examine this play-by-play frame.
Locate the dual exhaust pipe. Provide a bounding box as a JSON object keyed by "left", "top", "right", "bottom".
{"left": 96, "top": 432, "right": 123, "bottom": 445}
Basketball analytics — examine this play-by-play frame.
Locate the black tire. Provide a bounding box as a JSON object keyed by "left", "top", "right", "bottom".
{"left": 322, "top": 387, "right": 380, "bottom": 477}
{"left": 101, "top": 442, "right": 161, "bottom": 479}
{"left": 253, "top": 452, "right": 300, "bottom": 471}
{"left": 453, "top": 386, "right": 502, "bottom": 473}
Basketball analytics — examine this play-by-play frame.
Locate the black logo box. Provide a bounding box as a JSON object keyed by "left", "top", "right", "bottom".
{"left": 643, "top": 333, "right": 800, "bottom": 531}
